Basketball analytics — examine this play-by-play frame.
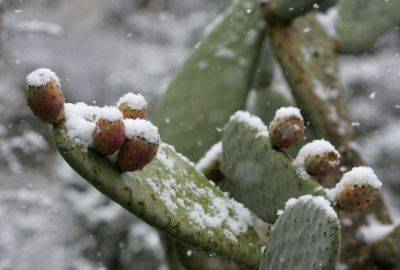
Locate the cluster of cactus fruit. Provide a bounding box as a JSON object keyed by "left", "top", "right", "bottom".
{"left": 267, "top": 107, "right": 381, "bottom": 213}
{"left": 26, "top": 68, "right": 159, "bottom": 172}
{"left": 24, "top": 0, "right": 400, "bottom": 269}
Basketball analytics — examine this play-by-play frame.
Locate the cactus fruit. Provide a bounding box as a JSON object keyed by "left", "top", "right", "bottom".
{"left": 269, "top": 107, "right": 305, "bottom": 149}
{"left": 337, "top": 184, "right": 379, "bottom": 213}
{"left": 117, "top": 119, "right": 160, "bottom": 172}
{"left": 328, "top": 166, "right": 382, "bottom": 213}
{"left": 117, "top": 92, "right": 147, "bottom": 119}
{"left": 294, "top": 139, "right": 340, "bottom": 178}
{"left": 26, "top": 68, "right": 64, "bottom": 124}
{"left": 92, "top": 108, "right": 125, "bottom": 155}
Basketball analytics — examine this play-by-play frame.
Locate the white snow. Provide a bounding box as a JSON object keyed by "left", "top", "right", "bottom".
{"left": 156, "top": 146, "right": 176, "bottom": 173}
{"left": 327, "top": 166, "right": 382, "bottom": 201}
{"left": 272, "top": 106, "right": 303, "bottom": 122}
{"left": 144, "top": 143, "right": 254, "bottom": 242}
{"left": 116, "top": 92, "right": 147, "bottom": 110}
{"left": 196, "top": 141, "right": 222, "bottom": 171}
{"left": 96, "top": 106, "right": 123, "bottom": 121}
{"left": 316, "top": 7, "right": 338, "bottom": 37}
{"left": 357, "top": 214, "right": 397, "bottom": 244}
{"left": 26, "top": 68, "right": 60, "bottom": 87}
{"left": 229, "top": 111, "right": 269, "bottom": 137}
{"left": 369, "top": 91, "right": 376, "bottom": 99}
{"left": 161, "top": 143, "right": 196, "bottom": 167}
{"left": 64, "top": 103, "right": 98, "bottom": 147}
{"left": 123, "top": 119, "right": 160, "bottom": 144}
{"left": 64, "top": 103, "right": 124, "bottom": 147}
{"left": 293, "top": 139, "right": 340, "bottom": 179}
{"left": 284, "top": 195, "right": 338, "bottom": 220}
{"left": 214, "top": 46, "right": 236, "bottom": 59}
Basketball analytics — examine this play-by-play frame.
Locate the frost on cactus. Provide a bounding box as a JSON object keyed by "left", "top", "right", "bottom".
{"left": 196, "top": 141, "right": 224, "bottom": 181}
{"left": 54, "top": 128, "right": 262, "bottom": 266}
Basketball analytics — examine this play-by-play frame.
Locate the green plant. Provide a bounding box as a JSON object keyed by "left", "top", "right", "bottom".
{"left": 26, "top": 0, "right": 400, "bottom": 269}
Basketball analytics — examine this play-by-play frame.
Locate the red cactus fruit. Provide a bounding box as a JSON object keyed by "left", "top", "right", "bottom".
{"left": 92, "top": 118, "right": 126, "bottom": 155}
{"left": 117, "top": 137, "right": 159, "bottom": 172}
{"left": 26, "top": 68, "right": 64, "bottom": 124}
{"left": 117, "top": 119, "right": 160, "bottom": 172}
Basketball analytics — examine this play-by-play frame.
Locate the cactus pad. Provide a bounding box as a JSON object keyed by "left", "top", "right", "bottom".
{"left": 260, "top": 195, "right": 341, "bottom": 270}
{"left": 268, "top": 13, "right": 351, "bottom": 146}
{"left": 154, "top": 0, "right": 264, "bottom": 161}
{"left": 336, "top": 0, "right": 400, "bottom": 54}
{"left": 220, "top": 112, "right": 323, "bottom": 223}
{"left": 54, "top": 122, "right": 261, "bottom": 267}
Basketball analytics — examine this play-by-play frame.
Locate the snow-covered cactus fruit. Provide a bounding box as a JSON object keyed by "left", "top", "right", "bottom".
{"left": 328, "top": 167, "right": 382, "bottom": 213}
{"left": 117, "top": 119, "right": 160, "bottom": 172}
{"left": 117, "top": 92, "right": 147, "bottom": 119}
{"left": 26, "top": 68, "right": 64, "bottom": 124}
{"left": 269, "top": 107, "right": 305, "bottom": 149}
{"left": 294, "top": 139, "right": 341, "bottom": 178}
{"left": 92, "top": 107, "right": 125, "bottom": 155}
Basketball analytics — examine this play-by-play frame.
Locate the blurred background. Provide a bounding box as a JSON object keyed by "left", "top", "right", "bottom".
{"left": 0, "top": 0, "right": 399, "bottom": 269}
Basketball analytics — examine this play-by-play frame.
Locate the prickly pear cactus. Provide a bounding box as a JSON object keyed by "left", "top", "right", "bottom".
{"left": 220, "top": 111, "right": 323, "bottom": 223}
{"left": 23, "top": 0, "right": 400, "bottom": 268}
{"left": 260, "top": 195, "right": 340, "bottom": 270}
{"left": 54, "top": 122, "right": 261, "bottom": 267}
{"left": 154, "top": 0, "right": 265, "bottom": 161}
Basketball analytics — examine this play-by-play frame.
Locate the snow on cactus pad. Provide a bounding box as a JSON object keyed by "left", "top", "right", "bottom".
{"left": 260, "top": 195, "right": 341, "bottom": 270}
{"left": 53, "top": 122, "right": 261, "bottom": 267}
{"left": 221, "top": 111, "right": 323, "bottom": 223}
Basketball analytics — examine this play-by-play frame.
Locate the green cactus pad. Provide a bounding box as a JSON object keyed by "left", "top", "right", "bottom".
{"left": 154, "top": 0, "right": 264, "bottom": 161}
{"left": 220, "top": 112, "right": 323, "bottom": 223}
{"left": 54, "top": 123, "right": 261, "bottom": 267}
{"left": 336, "top": 0, "right": 400, "bottom": 54}
{"left": 252, "top": 39, "right": 275, "bottom": 89}
{"left": 260, "top": 195, "right": 341, "bottom": 270}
